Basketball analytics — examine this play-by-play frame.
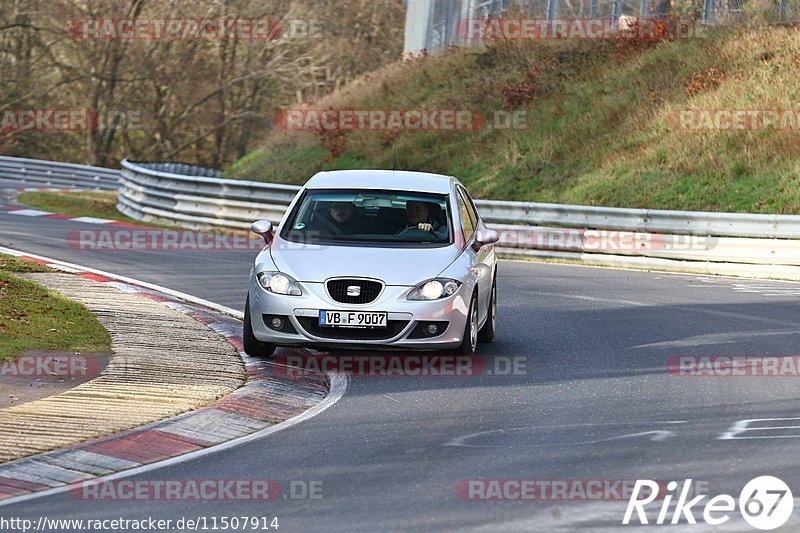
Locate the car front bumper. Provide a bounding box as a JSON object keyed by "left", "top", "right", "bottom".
{"left": 248, "top": 277, "right": 470, "bottom": 350}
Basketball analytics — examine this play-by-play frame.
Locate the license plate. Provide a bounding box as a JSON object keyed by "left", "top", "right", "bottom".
{"left": 319, "top": 310, "right": 387, "bottom": 328}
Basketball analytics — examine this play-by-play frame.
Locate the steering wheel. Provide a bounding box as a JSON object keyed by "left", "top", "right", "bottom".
{"left": 396, "top": 227, "right": 432, "bottom": 238}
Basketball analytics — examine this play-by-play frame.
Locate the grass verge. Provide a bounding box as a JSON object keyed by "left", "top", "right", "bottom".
{"left": 14, "top": 191, "right": 254, "bottom": 235}
{"left": 227, "top": 26, "right": 800, "bottom": 214}
{"left": 0, "top": 255, "right": 112, "bottom": 361}
{"left": 15, "top": 191, "right": 143, "bottom": 225}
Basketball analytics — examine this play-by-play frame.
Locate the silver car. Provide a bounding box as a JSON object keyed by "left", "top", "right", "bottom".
{"left": 244, "top": 169, "right": 499, "bottom": 357}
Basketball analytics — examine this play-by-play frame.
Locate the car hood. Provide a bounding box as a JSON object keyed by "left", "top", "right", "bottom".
{"left": 269, "top": 238, "right": 460, "bottom": 286}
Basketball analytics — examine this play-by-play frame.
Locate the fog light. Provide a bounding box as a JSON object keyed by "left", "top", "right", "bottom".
{"left": 426, "top": 324, "right": 439, "bottom": 335}
{"left": 271, "top": 317, "right": 283, "bottom": 329}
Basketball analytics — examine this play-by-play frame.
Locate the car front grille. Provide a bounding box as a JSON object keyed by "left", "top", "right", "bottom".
{"left": 326, "top": 278, "right": 383, "bottom": 304}
{"left": 296, "top": 317, "right": 409, "bottom": 340}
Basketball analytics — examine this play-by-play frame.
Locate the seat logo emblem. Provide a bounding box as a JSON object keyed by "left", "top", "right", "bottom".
{"left": 347, "top": 285, "right": 361, "bottom": 297}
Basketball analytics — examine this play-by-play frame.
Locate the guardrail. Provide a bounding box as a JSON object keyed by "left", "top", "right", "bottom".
{"left": 114, "top": 160, "right": 800, "bottom": 278}
{"left": 0, "top": 156, "right": 120, "bottom": 190}
{"left": 478, "top": 200, "right": 800, "bottom": 240}
{"left": 4, "top": 156, "right": 800, "bottom": 279}
{"left": 117, "top": 160, "right": 298, "bottom": 230}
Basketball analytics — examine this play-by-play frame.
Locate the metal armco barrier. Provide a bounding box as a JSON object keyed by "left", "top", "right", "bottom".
{"left": 117, "top": 160, "right": 298, "bottom": 230}
{"left": 0, "top": 156, "right": 120, "bottom": 190}
{"left": 115, "top": 160, "right": 800, "bottom": 275}
{"left": 479, "top": 200, "right": 800, "bottom": 240}
{"left": 4, "top": 156, "right": 800, "bottom": 277}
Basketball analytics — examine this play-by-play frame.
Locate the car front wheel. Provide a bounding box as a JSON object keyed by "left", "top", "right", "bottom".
{"left": 452, "top": 292, "right": 478, "bottom": 356}
{"left": 243, "top": 294, "right": 276, "bottom": 358}
{"left": 478, "top": 272, "right": 496, "bottom": 343}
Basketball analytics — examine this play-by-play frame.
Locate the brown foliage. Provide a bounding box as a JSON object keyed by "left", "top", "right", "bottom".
{"left": 685, "top": 67, "right": 727, "bottom": 96}
{"left": 0, "top": 0, "right": 404, "bottom": 168}
{"left": 318, "top": 130, "right": 348, "bottom": 161}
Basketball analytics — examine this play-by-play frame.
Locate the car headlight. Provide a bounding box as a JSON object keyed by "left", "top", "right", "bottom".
{"left": 257, "top": 271, "right": 302, "bottom": 296}
{"left": 407, "top": 278, "right": 462, "bottom": 300}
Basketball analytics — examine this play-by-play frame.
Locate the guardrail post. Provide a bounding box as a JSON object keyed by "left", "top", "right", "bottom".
{"left": 779, "top": 0, "right": 789, "bottom": 21}
{"left": 612, "top": 0, "right": 622, "bottom": 25}
{"left": 702, "top": 0, "right": 716, "bottom": 23}
{"left": 546, "top": 0, "right": 558, "bottom": 21}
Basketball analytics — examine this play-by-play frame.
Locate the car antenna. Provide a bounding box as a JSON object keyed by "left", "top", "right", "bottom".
{"left": 392, "top": 142, "right": 398, "bottom": 171}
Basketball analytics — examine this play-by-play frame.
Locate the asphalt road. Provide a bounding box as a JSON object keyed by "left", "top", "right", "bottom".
{"left": 2, "top": 180, "right": 800, "bottom": 532}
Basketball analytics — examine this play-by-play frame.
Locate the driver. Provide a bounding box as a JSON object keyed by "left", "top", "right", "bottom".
{"left": 309, "top": 201, "right": 363, "bottom": 235}
{"left": 399, "top": 200, "right": 448, "bottom": 239}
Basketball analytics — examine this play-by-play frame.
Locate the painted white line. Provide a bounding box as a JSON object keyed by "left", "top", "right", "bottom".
{"left": 68, "top": 216, "right": 115, "bottom": 224}
{"left": 629, "top": 330, "right": 800, "bottom": 350}
{"left": 104, "top": 281, "right": 141, "bottom": 293}
{"left": 529, "top": 291, "right": 651, "bottom": 308}
{"left": 504, "top": 256, "right": 800, "bottom": 285}
{"left": 46, "top": 263, "right": 82, "bottom": 273}
{"left": 8, "top": 209, "right": 53, "bottom": 217}
{"left": 0, "top": 246, "right": 243, "bottom": 319}
{"left": 0, "top": 374, "right": 347, "bottom": 508}
{"left": 445, "top": 421, "right": 687, "bottom": 448}
{"left": 719, "top": 418, "right": 800, "bottom": 440}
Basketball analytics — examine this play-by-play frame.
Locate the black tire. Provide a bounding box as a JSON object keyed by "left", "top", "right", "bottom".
{"left": 452, "top": 292, "right": 479, "bottom": 356}
{"left": 478, "top": 272, "right": 496, "bottom": 343}
{"left": 243, "top": 294, "right": 276, "bottom": 358}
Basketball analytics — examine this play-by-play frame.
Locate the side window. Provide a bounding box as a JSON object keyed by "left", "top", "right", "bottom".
{"left": 455, "top": 189, "right": 476, "bottom": 243}
{"left": 460, "top": 186, "right": 479, "bottom": 229}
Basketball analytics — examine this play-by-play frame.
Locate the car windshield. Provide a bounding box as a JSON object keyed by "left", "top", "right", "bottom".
{"left": 281, "top": 189, "right": 452, "bottom": 246}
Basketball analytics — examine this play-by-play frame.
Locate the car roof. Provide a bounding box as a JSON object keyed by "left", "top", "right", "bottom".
{"left": 304, "top": 170, "right": 455, "bottom": 194}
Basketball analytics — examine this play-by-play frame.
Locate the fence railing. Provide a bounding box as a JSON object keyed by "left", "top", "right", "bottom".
{"left": 703, "top": 0, "right": 800, "bottom": 24}
{"left": 3, "top": 156, "right": 800, "bottom": 278}
{"left": 404, "top": 0, "right": 799, "bottom": 54}
{"left": 0, "top": 156, "right": 120, "bottom": 190}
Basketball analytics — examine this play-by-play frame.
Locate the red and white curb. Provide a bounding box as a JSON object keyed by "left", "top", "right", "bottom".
{"left": 4, "top": 208, "right": 117, "bottom": 224}
{"left": 0, "top": 247, "right": 348, "bottom": 506}
{"left": 1, "top": 188, "right": 133, "bottom": 225}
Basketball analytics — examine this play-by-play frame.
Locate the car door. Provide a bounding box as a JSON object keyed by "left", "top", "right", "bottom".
{"left": 455, "top": 185, "right": 494, "bottom": 324}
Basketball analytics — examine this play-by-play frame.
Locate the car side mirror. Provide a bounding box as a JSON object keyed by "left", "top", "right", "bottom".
{"left": 473, "top": 228, "right": 500, "bottom": 250}
{"left": 251, "top": 220, "right": 274, "bottom": 245}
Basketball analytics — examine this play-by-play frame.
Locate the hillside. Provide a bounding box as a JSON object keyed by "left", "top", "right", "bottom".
{"left": 225, "top": 26, "right": 800, "bottom": 214}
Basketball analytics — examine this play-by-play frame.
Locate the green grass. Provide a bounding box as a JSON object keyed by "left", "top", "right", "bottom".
{"left": 0, "top": 255, "right": 53, "bottom": 273}
{"left": 15, "top": 191, "right": 190, "bottom": 230}
{"left": 0, "top": 255, "right": 112, "bottom": 361}
{"left": 226, "top": 26, "right": 800, "bottom": 214}
{"left": 15, "top": 191, "right": 145, "bottom": 224}
{"left": 16, "top": 190, "right": 264, "bottom": 237}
